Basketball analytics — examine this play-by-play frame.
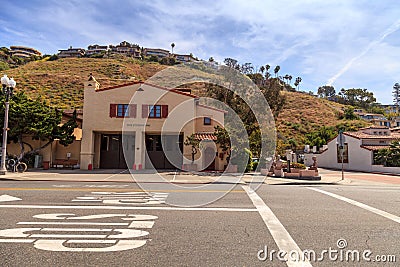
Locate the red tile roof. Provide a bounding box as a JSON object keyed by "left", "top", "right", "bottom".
{"left": 361, "top": 145, "right": 390, "bottom": 151}
{"left": 344, "top": 131, "right": 400, "bottom": 140}
{"left": 195, "top": 132, "right": 217, "bottom": 141}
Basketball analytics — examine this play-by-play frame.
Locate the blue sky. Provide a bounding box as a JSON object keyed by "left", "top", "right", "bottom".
{"left": 1, "top": 0, "right": 399, "bottom": 104}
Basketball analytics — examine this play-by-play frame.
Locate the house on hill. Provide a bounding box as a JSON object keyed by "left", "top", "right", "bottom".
{"left": 304, "top": 126, "right": 400, "bottom": 174}
{"left": 9, "top": 46, "right": 42, "bottom": 58}
{"left": 80, "top": 75, "right": 228, "bottom": 171}
{"left": 58, "top": 46, "right": 86, "bottom": 58}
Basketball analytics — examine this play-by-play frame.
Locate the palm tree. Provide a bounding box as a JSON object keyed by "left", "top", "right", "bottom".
{"left": 274, "top": 65, "right": 280, "bottom": 78}
{"left": 171, "top": 43, "right": 175, "bottom": 54}
{"left": 294, "top": 77, "right": 302, "bottom": 91}
{"left": 393, "top": 82, "right": 400, "bottom": 113}
{"left": 259, "top": 65, "right": 265, "bottom": 75}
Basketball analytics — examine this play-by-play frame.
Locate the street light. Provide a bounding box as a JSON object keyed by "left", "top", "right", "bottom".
{"left": 0, "top": 74, "right": 16, "bottom": 175}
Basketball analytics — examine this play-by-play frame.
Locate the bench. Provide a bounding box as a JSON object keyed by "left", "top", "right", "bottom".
{"left": 52, "top": 159, "right": 79, "bottom": 169}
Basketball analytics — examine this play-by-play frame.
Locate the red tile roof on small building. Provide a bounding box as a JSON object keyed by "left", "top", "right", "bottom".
{"left": 195, "top": 132, "right": 217, "bottom": 141}
{"left": 360, "top": 145, "right": 390, "bottom": 151}
{"left": 344, "top": 131, "right": 400, "bottom": 140}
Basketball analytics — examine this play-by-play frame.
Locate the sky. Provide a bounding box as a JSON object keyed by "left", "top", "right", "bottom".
{"left": 1, "top": 0, "right": 399, "bottom": 104}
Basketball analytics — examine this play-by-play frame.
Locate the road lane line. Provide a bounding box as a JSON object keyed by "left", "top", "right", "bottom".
{"left": 0, "top": 204, "right": 257, "bottom": 212}
{"left": 242, "top": 185, "right": 312, "bottom": 267}
{"left": 308, "top": 187, "right": 400, "bottom": 224}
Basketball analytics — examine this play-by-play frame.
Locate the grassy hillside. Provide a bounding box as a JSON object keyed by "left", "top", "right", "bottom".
{"left": 276, "top": 91, "right": 369, "bottom": 151}
{"left": 3, "top": 56, "right": 166, "bottom": 109}
{"left": 2, "top": 57, "right": 368, "bottom": 149}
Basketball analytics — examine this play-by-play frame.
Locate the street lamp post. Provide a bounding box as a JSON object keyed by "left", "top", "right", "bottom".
{"left": 0, "top": 74, "right": 16, "bottom": 175}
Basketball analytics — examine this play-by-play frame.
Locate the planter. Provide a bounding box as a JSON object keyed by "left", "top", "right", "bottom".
{"left": 290, "top": 168, "right": 305, "bottom": 174}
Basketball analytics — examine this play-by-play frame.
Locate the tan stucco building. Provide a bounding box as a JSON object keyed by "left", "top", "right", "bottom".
{"left": 80, "top": 75, "right": 227, "bottom": 171}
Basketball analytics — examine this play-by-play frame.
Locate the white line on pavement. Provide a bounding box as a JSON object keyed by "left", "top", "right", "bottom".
{"left": 17, "top": 222, "right": 129, "bottom": 226}
{"left": 0, "top": 204, "right": 257, "bottom": 212}
{"left": 308, "top": 187, "right": 400, "bottom": 224}
{"left": 102, "top": 169, "right": 130, "bottom": 181}
{"left": 242, "top": 185, "right": 312, "bottom": 267}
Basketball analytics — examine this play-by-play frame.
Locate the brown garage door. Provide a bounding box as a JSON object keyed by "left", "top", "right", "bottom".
{"left": 100, "top": 134, "right": 135, "bottom": 169}
{"left": 145, "top": 134, "right": 183, "bottom": 169}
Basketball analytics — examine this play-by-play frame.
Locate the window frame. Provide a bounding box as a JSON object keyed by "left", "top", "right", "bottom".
{"left": 149, "top": 105, "right": 162, "bottom": 118}
{"left": 204, "top": 117, "right": 212, "bottom": 125}
{"left": 117, "top": 104, "right": 130, "bottom": 118}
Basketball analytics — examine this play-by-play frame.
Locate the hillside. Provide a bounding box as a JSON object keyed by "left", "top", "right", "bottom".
{"left": 3, "top": 56, "right": 166, "bottom": 109}
{"left": 1, "top": 57, "right": 368, "bottom": 150}
{"left": 276, "top": 91, "right": 369, "bottom": 151}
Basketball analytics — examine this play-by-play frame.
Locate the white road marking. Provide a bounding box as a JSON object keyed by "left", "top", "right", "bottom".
{"left": 128, "top": 221, "right": 155, "bottom": 228}
{"left": 242, "top": 185, "right": 312, "bottom": 267}
{"left": 0, "top": 212, "right": 157, "bottom": 252}
{"left": 172, "top": 170, "right": 177, "bottom": 182}
{"left": 33, "top": 239, "right": 147, "bottom": 252}
{"left": 18, "top": 222, "right": 129, "bottom": 226}
{"left": 308, "top": 187, "right": 400, "bottom": 224}
{"left": 0, "top": 194, "right": 21, "bottom": 202}
{"left": 0, "top": 239, "right": 35, "bottom": 243}
{"left": 72, "top": 191, "right": 168, "bottom": 205}
{"left": 103, "top": 169, "right": 130, "bottom": 181}
{"left": 0, "top": 204, "right": 257, "bottom": 212}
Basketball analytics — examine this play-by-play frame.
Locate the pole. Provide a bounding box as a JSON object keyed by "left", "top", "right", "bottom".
{"left": 341, "top": 149, "right": 344, "bottom": 181}
{"left": 0, "top": 99, "right": 9, "bottom": 174}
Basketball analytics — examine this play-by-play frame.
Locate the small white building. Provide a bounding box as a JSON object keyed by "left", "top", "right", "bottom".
{"left": 304, "top": 126, "right": 400, "bottom": 174}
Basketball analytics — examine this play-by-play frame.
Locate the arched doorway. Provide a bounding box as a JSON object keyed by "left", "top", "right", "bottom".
{"left": 204, "top": 147, "right": 216, "bottom": 171}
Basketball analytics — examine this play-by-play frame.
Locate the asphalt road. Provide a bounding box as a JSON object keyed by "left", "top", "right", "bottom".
{"left": 0, "top": 179, "right": 398, "bottom": 267}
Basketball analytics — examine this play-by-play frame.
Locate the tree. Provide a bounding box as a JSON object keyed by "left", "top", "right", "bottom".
{"left": 0, "top": 92, "right": 78, "bottom": 160}
{"left": 337, "top": 88, "right": 377, "bottom": 109}
{"left": 294, "top": 77, "right": 302, "bottom": 91}
{"left": 259, "top": 65, "right": 265, "bottom": 75}
{"left": 170, "top": 43, "right": 175, "bottom": 54}
{"left": 184, "top": 134, "right": 200, "bottom": 163}
{"left": 224, "top": 58, "right": 240, "bottom": 69}
{"left": 317, "top": 85, "right": 336, "bottom": 98}
{"left": 393, "top": 83, "right": 400, "bottom": 113}
{"left": 344, "top": 106, "right": 358, "bottom": 120}
{"left": 273, "top": 65, "right": 280, "bottom": 77}
{"left": 208, "top": 57, "right": 214, "bottom": 62}
{"left": 374, "top": 141, "right": 400, "bottom": 167}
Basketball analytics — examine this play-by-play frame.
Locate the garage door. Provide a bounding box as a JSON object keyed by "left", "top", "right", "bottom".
{"left": 100, "top": 134, "right": 135, "bottom": 169}
{"left": 145, "top": 134, "right": 183, "bottom": 169}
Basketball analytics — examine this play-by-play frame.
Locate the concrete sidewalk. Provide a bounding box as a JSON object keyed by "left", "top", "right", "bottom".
{"left": 0, "top": 168, "right": 355, "bottom": 185}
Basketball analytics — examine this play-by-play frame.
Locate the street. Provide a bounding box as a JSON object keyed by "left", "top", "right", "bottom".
{"left": 0, "top": 171, "right": 399, "bottom": 266}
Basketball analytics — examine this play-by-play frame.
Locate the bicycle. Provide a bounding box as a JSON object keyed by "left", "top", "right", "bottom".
{"left": 6, "top": 158, "right": 28, "bottom": 173}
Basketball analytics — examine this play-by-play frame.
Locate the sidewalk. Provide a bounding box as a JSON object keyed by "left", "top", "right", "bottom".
{"left": 0, "top": 168, "right": 356, "bottom": 185}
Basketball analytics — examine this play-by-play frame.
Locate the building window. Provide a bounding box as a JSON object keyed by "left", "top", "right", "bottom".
{"left": 204, "top": 117, "right": 212, "bottom": 125}
{"left": 337, "top": 143, "right": 349, "bottom": 163}
{"left": 142, "top": 104, "right": 168, "bottom": 118}
{"left": 149, "top": 105, "right": 162, "bottom": 118}
{"left": 117, "top": 104, "right": 129, "bottom": 117}
{"left": 110, "top": 104, "right": 136, "bottom": 118}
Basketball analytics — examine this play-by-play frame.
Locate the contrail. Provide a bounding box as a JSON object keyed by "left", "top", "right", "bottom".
{"left": 327, "top": 19, "right": 400, "bottom": 86}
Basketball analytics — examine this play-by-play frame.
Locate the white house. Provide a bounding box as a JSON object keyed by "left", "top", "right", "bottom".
{"left": 304, "top": 126, "right": 400, "bottom": 174}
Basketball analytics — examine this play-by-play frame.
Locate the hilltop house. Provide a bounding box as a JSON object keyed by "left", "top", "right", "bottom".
{"left": 80, "top": 75, "right": 227, "bottom": 171}
{"left": 304, "top": 126, "right": 400, "bottom": 174}
{"left": 143, "top": 48, "right": 170, "bottom": 59}
{"left": 9, "top": 46, "right": 42, "bottom": 58}
{"left": 109, "top": 41, "right": 141, "bottom": 58}
{"left": 86, "top": 44, "right": 109, "bottom": 56}
{"left": 58, "top": 46, "right": 86, "bottom": 58}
